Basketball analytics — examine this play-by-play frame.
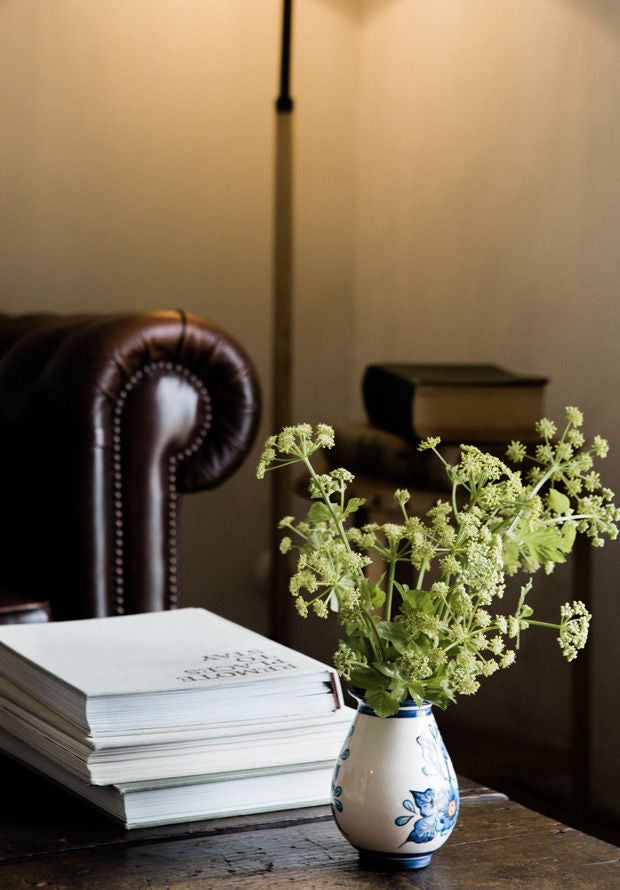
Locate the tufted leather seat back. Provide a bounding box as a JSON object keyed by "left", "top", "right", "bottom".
{"left": 0, "top": 309, "right": 261, "bottom": 620}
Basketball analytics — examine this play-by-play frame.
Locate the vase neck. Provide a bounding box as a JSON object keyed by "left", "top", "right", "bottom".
{"left": 352, "top": 695, "right": 433, "bottom": 719}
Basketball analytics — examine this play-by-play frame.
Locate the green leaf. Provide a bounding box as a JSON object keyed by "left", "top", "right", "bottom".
{"left": 431, "top": 679, "right": 457, "bottom": 709}
{"left": 306, "top": 502, "right": 334, "bottom": 523}
{"left": 375, "top": 620, "right": 408, "bottom": 648}
{"left": 560, "top": 522, "right": 577, "bottom": 553}
{"left": 348, "top": 665, "right": 382, "bottom": 689}
{"left": 548, "top": 488, "right": 571, "bottom": 515}
{"left": 372, "top": 660, "right": 397, "bottom": 679}
{"left": 401, "top": 588, "right": 434, "bottom": 611}
{"left": 370, "top": 586, "right": 386, "bottom": 609}
{"left": 365, "top": 687, "right": 400, "bottom": 717}
{"left": 523, "top": 526, "right": 568, "bottom": 564}
{"left": 390, "top": 687, "right": 408, "bottom": 706}
{"left": 405, "top": 682, "right": 426, "bottom": 705}
{"left": 502, "top": 540, "right": 521, "bottom": 572}
{"left": 343, "top": 497, "right": 366, "bottom": 518}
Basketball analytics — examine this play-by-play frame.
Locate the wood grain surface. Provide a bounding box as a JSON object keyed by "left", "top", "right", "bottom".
{"left": 0, "top": 757, "right": 617, "bottom": 889}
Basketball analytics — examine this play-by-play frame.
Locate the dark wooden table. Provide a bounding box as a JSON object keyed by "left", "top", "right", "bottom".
{"left": 0, "top": 757, "right": 618, "bottom": 889}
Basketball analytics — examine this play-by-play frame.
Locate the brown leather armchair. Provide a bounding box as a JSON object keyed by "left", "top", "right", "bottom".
{"left": 0, "top": 309, "right": 261, "bottom": 621}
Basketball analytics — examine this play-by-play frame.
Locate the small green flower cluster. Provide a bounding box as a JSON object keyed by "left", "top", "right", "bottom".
{"left": 256, "top": 423, "right": 334, "bottom": 479}
{"left": 257, "top": 410, "right": 619, "bottom": 716}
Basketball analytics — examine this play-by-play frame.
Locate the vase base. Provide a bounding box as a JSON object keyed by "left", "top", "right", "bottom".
{"left": 358, "top": 849, "right": 432, "bottom": 871}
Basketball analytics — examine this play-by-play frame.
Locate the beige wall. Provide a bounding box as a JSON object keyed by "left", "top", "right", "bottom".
{"left": 1, "top": 0, "right": 619, "bottom": 825}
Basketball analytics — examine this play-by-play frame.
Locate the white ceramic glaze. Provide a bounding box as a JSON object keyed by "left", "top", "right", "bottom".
{"left": 331, "top": 696, "right": 459, "bottom": 870}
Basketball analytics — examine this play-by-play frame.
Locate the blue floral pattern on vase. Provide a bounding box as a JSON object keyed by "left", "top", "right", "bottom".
{"left": 332, "top": 764, "right": 343, "bottom": 812}
{"left": 332, "top": 725, "right": 354, "bottom": 813}
{"left": 395, "top": 722, "right": 459, "bottom": 847}
{"left": 396, "top": 786, "right": 459, "bottom": 844}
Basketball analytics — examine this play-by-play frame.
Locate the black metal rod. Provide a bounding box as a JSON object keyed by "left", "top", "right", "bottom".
{"left": 276, "top": 0, "right": 294, "bottom": 113}
{"left": 271, "top": 0, "right": 295, "bottom": 643}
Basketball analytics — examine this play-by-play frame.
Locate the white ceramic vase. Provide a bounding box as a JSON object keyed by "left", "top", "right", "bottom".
{"left": 331, "top": 694, "right": 459, "bottom": 870}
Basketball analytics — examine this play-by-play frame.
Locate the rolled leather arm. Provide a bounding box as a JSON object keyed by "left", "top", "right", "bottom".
{"left": 0, "top": 310, "right": 261, "bottom": 620}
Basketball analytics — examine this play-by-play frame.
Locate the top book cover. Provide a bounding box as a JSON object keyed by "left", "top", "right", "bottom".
{"left": 363, "top": 363, "right": 548, "bottom": 443}
{"left": 0, "top": 608, "right": 343, "bottom": 735}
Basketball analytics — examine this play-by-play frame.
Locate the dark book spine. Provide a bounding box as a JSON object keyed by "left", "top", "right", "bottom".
{"left": 327, "top": 423, "right": 456, "bottom": 490}
{"left": 362, "top": 366, "right": 415, "bottom": 440}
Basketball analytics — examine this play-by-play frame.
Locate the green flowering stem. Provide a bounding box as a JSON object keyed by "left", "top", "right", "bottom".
{"left": 424, "top": 439, "right": 461, "bottom": 516}
{"left": 416, "top": 565, "right": 427, "bottom": 591}
{"left": 362, "top": 611, "right": 384, "bottom": 660}
{"left": 504, "top": 417, "right": 579, "bottom": 535}
{"left": 504, "top": 463, "right": 555, "bottom": 537}
{"left": 258, "top": 414, "right": 617, "bottom": 710}
{"left": 526, "top": 619, "right": 561, "bottom": 631}
{"left": 545, "top": 513, "right": 601, "bottom": 525}
{"left": 508, "top": 580, "right": 533, "bottom": 650}
{"left": 279, "top": 519, "right": 310, "bottom": 544}
{"left": 302, "top": 454, "right": 386, "bottom": 663}
{"left": 527, "top": 600, "right": 591, "bottom": 662}
{"left": 304, "top": 458, "right": 351, "bottom": 549}
{"left": 384, "top": 550, "right": 397, "bottom": 623}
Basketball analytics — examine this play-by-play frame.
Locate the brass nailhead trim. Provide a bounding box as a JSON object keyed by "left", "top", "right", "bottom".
{"left": 111, "top": 362, "right": 213, "bottom": 614}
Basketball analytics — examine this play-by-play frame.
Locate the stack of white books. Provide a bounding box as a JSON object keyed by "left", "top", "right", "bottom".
{"left": 0, "top": 608, "right": 353, "bottom": 828}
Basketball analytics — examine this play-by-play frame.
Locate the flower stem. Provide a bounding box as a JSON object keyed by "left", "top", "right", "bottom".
{"left": 384, "top": 554, "right": 397, "bottom": 623}
{"left": 527, "top": 619, "right": 561, "bottom": 631}
{"left": 302, "top": 455, "right": 385, "bottom": 660}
